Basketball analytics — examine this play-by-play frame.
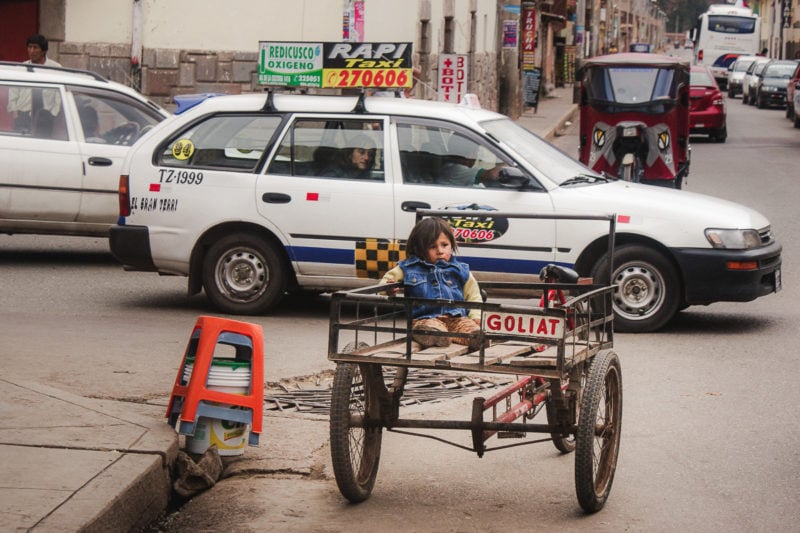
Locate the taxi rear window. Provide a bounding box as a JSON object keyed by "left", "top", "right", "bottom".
{"left": 158, "top": 115, "right": 282, "bottom": 171}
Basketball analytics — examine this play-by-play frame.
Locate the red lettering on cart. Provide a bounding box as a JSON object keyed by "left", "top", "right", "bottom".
{"left": 483, "top": 313, "right": 564, "bottom": 338}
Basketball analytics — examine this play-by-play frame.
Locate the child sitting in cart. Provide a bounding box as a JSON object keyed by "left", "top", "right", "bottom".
{"left": 381, "top": 217, "right": 485, "bottom": 351}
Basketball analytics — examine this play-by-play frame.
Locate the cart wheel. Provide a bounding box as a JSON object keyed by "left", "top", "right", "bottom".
{"left": 546, "top": 397, "right": 576, "bottom": 453}
{"left": 575, "top": 350, "right": 622, "bottom": 513}
{"left": 547, "top": 361, "right": 588, "bottom": 453}
{"left": 330, "top": 362, "right": 383, "bottom": 503}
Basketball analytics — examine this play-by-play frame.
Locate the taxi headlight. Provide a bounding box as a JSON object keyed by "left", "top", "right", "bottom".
{"left": 705, "top": 228, "right": 761, "bottom": 249}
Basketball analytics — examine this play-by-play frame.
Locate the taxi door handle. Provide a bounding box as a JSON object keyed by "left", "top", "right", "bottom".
{"left": 88, "top": 157, "right": 113, "bottom": 167}
{"left": 262, "top": 192, "right": 291, "bottom": 204}
{"left": 401, "top": 201, "right": 430, "bottom": 212}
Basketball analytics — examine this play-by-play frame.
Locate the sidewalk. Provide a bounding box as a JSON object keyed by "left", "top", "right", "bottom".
{"left": 0, "top": 379, "right": 177, "bottom": 532}
{"left": 516, "top": 85, "right": 579, "bottom": 141}
{"left": 0, "top": 87, "right": 577, "bottom": 532}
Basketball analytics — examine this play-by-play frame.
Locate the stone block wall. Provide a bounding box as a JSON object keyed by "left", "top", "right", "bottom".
{"left": 54, "top": 43, "right": 501, "bottom": 114}
{"left": 56, "top": 42, "right": 260, "bottom": 111}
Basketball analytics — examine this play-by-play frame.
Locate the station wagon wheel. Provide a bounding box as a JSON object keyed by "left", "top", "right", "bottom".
{"left": 575, "top": 350, "right": 622, "bottom": 513}
{"left": 202, "top": 233, "right": 287, "bottom": 314}
{"left": 330, "top": 361, "right": 383, "bottom": 503}
{"left": 591, "top": 244, "right": 680, "bottom": 333}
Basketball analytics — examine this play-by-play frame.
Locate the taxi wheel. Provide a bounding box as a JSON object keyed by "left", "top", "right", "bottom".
{"left": 591, "top": 244, "right": 680, "bottom": 333}
{"left": 202, "top": 233, "right": 287, "bottom": 314}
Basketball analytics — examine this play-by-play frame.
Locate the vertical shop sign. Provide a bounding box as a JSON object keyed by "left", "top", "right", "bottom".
{"left": 503, "top": 20, "right": 518, "bottom": 47}
{"left": 343, "top": 0, "right": 364, "bottom": 41}
{"left": 437, "top": 54, "right": 469, "bottom": 103}
{"left": 522, "top": 5, "right": 536, "bottom": 71}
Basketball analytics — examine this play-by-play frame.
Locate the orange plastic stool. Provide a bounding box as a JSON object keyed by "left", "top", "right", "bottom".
{"left": 166, "top": 316, "right": 264, "bottom": 446}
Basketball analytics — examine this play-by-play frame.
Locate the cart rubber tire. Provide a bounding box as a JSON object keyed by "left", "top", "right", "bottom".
{"left": 330, "top": 361, "right": 383, "bottom": 503}
{"left": 591, "top": 244, "right": 681, "bottom": 333}
{"left": 575, "top": 350, "right": 623, "bottom": 513}
{"left": 202, "top": 232, "right": 286, "bottom": 314}
{"left": 547, "top": 390, "right": 577, "bottom": 453}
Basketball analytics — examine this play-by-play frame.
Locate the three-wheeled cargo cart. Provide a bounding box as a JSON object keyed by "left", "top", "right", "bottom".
{"left": 327, "top": 211, "right": 622, "bottom": 513}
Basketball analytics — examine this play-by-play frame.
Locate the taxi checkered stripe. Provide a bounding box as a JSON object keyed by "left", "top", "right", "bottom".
{"left": 355, "top": 239, "right": 406, "bottom": 279}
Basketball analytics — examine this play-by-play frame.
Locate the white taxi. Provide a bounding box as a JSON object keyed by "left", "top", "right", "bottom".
{"left": 109, "top": 92, "right": 782, "bottom": 333}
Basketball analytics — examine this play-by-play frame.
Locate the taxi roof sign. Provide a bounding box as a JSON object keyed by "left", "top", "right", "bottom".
{"left": 258, "top": 41, "right": 412, "bottom": 89}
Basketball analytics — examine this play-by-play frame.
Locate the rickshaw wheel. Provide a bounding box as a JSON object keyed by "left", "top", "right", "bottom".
{"left": 547, "top": 354, "right": 588, "bottom": 453}
{"left": 575, "top": 350, "right": 622, "bottom": 513}
{"left": 330, "top": 361, "right": 383, "bottom": 503}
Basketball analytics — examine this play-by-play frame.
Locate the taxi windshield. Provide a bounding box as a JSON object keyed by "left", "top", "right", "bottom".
{"left": 480, "top": 117, "right": 599, "bottom": 185}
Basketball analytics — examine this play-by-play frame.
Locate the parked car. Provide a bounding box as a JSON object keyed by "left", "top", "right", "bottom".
{"left": 784, "top": 62, "right": 800, "bottom": 120}
{"left": 689, "top": 65, "right": 727, "bottom": 142}
{"left": 754, "top": 59, "right": 800, "bottom": 109}
{"left": 727, "top": 55, "right": 758, "bottom": 98}
{"left": 741, "top": 57, "right": 770, "bottom": 105}
{"left": 0, "top": 61, "right": 169, "bottom": 237}
{"left": 109, "top": 93, "right": 782, "bottom": 333}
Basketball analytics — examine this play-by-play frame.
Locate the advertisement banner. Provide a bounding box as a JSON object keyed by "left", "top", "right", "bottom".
{"left": 259, "top": 41, "right": 412, "bottom": 88}
{"left": 503, "top": 20, "right": 518, "bottom": 48}
{"left": 522, "top": 6, "right": 537, "bottom": 71}
{"left": 438, "top": 53, "right": 469, "bottom": 103}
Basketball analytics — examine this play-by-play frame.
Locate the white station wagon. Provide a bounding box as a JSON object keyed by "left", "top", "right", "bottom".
{"left": 0, "top": 62, "right": 169, "bottom": 237}
{"left": 109, "top": 92, "right": 782, "bottom": 333}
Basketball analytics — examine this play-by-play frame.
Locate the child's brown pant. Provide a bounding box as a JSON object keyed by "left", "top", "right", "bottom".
{"left": 412, "top": 315, "right": 481, "bottom": 349}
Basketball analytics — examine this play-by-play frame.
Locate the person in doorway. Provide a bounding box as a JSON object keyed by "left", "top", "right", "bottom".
{"left": 24, "top": 34, "right": 61, "bottom": 67}
{"left": 7, "top": 35, "right": 62, "bottom": 132}
{"left": 381, "top": 217, "right": 486, "bottom": 351}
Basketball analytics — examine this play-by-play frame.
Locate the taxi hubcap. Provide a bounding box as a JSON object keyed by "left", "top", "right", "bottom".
{"left": 216, "top": 247, "right": 268, "bottom": 302}
{"left": 612, "top": 264, "right": 663, "bottom": 319}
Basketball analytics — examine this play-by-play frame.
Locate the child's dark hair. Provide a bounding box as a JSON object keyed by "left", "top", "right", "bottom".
{"left": 405, "top": 217, "right": 457, "bottom": 260}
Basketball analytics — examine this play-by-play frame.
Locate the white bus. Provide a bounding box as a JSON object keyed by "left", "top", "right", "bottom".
{"left": 693, "top": 4, "right": 761, "bottom": 89}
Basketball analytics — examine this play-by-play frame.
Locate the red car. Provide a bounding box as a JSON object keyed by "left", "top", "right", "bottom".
{"left": 689, "top": 65, "right": 727, "bottom": 142}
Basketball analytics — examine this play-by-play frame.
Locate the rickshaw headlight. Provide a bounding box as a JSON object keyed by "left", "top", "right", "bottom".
{"left": 622, "top": 126, "right": 638, "bottom": 137}
{"left": 705, "top": 229, "right": 762, "bottom": 249}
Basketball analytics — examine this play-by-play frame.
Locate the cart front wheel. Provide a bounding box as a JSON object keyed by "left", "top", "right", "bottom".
{"left": 330, "top": 362, "right": 383, "bottom": 503}
{"left": 575, "top": 350, "right": 623, "bottom": 513}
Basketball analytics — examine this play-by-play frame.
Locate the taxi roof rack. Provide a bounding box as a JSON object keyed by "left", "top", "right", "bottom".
{"left": 353, "top": 90, "right": 368, "bottom": 114}
{"left": 0, "top": 60, "right": 108, "bottom": 83}
{"left": 261, "top": 89, "right": 277, "bottom": 112}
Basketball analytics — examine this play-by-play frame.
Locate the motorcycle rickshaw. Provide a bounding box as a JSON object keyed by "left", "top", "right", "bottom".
{"left": 576, "top": 53, "right": 691, "bottom": 188}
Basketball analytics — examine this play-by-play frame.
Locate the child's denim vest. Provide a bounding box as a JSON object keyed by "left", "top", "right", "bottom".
{"left": 399, "top": 256, "right": 471, "bottom": 319}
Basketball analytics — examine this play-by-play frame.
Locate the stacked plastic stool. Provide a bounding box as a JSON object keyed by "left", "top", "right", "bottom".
{"left": 167, "top": 316, "right": 264, "bottom": 447}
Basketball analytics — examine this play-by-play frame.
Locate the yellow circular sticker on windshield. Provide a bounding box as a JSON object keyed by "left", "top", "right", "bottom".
{"left": 172, "top": 139, "right": 195, "bottom": 160}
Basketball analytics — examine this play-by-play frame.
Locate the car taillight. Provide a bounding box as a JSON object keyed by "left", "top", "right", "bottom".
{"left": 698, "top": 50, "right": 703, "bottom": 62}
{"left": 118, "top": 174, "right": 131, "bottom": 217}
{"left": 713, "top": 96, "right": 724, "bottom": 106}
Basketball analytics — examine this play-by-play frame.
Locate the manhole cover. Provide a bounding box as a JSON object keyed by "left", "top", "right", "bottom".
{"left": 265, "top": 369, "right": 512, "bottom": 415}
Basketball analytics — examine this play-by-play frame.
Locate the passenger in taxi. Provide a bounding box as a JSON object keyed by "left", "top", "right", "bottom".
{"left": 381, "top": 217, "right": 486, "bottom": 351}
{"left": 321, "top": 134, "right": 377, "bottom": 179}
